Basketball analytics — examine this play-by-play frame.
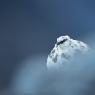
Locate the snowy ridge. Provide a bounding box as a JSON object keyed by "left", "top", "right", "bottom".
{"left": 47, "top": 35, "right": 89, "bottom": 70}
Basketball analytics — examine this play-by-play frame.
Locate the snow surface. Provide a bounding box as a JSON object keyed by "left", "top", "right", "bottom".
{"left": 47, "top": 35, "right": 89, "bottom": 70}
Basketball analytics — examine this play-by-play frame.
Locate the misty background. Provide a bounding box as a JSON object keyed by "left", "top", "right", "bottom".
{"left": 0, "top": 0, "right": 95, "bottom": 94}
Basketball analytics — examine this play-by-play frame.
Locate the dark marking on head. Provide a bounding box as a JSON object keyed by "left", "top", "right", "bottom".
{"left": 57, "top": 39, "right": 67, "bottom": 45}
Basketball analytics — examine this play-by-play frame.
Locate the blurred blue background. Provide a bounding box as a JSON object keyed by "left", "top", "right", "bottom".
{"left": 0, "top": 0, "right": 95, "bottom": 94}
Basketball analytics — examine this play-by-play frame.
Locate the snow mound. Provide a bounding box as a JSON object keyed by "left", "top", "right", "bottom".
{"left": 47, "top": 35, "right": 89, "bottom": 70}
